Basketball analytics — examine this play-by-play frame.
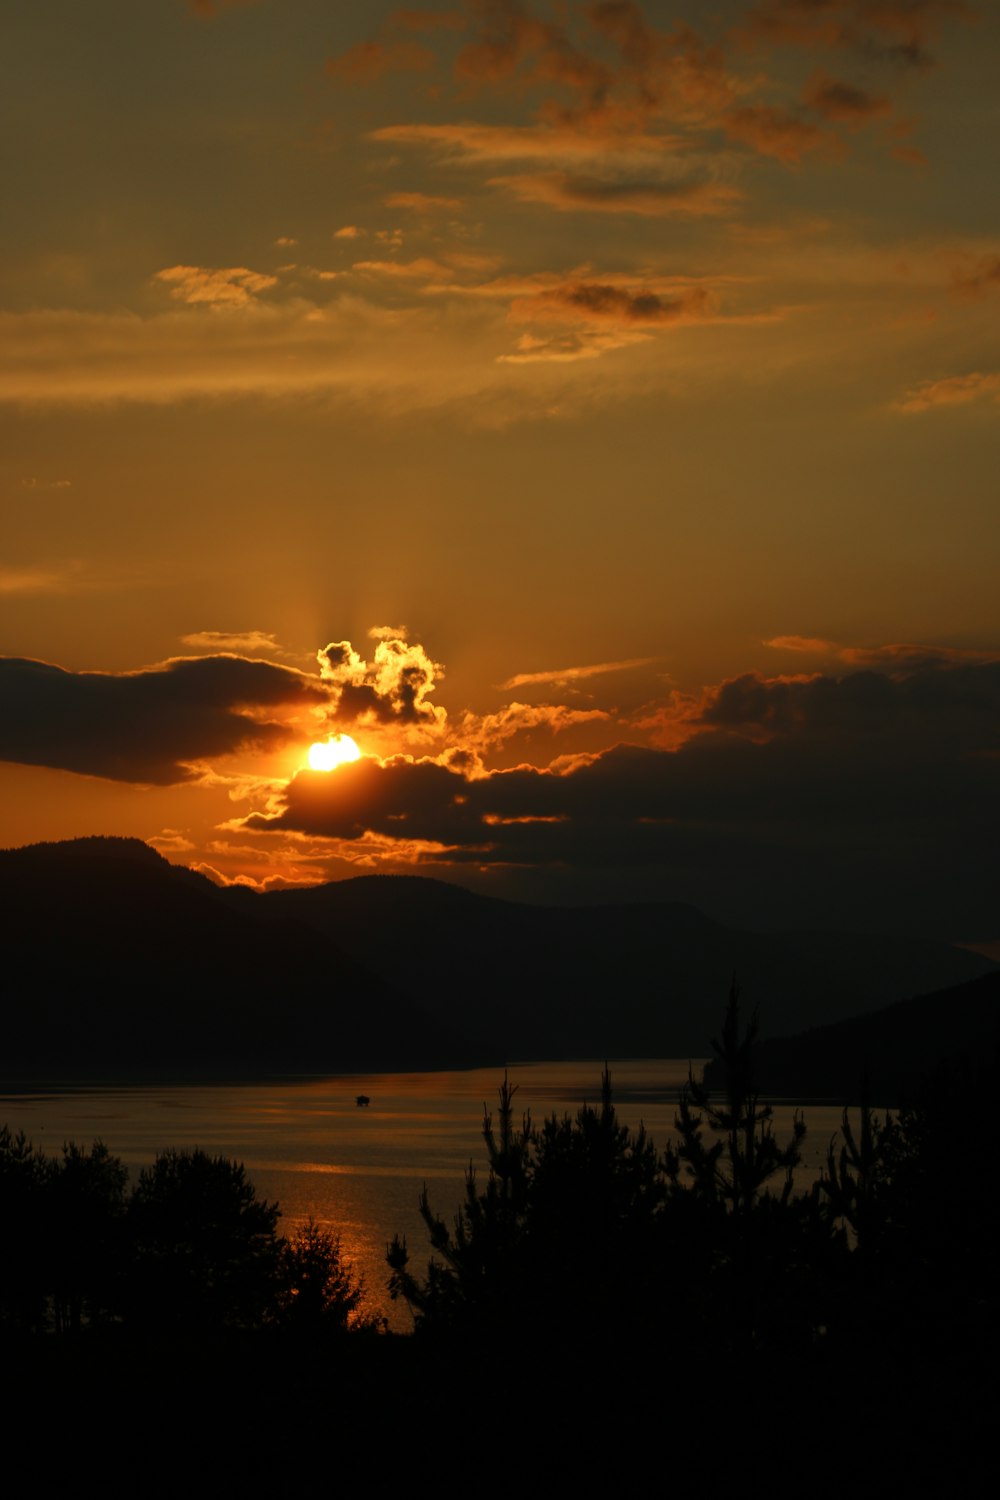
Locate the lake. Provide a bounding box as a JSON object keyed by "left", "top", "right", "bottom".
{"left": 0, "top": 1059, "right": 855, "bottom": 1330}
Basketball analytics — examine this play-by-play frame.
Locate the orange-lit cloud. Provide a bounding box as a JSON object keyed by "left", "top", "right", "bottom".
{"left": 493, "top": 171, "right": 743, "bottom": 215}
{"left": 181, "top": 630, "right": 284, "bottom": 654}
{"left": 764, "top": 634, "right": 840, "bottom": 655}
{"left": 351, "top": 257, "right": 454, "bottom": 281}
{"left": 317, "top": 630, "right": 447, "bottom": 734}
{"left": 327, "top": 40, "right": 436, "bottom": 83}
{"left": 509, "top": 280, "right": 714, "bottom": 325}
{"left": 154, "top": 265, "right": 278, "bottom": 308}
{"left": 0, "top": 563, "right": 86, "bottom": 596}
{"left": 501, "top": 655, "right": 659, "bottom": 689}
{"left": 370, "top": 119, "right": 683, "bottom": 165}
{"left": 457, "top": 700, "right": 610, "bottom": 754}
{"left": 894, "top": 371, "right": 1000, "bottom": 412}
{"left": 724, "top": 105, "right": 834, "bottom": 163}
{"left": 384, "top": 191, "right": 464, "bottom": 212}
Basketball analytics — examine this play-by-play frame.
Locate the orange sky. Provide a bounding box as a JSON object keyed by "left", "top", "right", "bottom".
{"left": 1, "top": 2, "right": 998, "bottom": 937}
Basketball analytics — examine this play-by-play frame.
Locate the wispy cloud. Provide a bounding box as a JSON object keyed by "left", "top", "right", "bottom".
{"left": 501, "top": 656, "right": 659, "bottom": 689}
{"left": 384, "top": 190, "right": 464, "bottom": 213}
{"left": 181, "top": 630, "right": 285, "bottom": 655}
{"left": 894, "top": 370, "right": 1000, "bottom": 412}
{"left": 493, "top": 171, "right": 743, "bottom": 216}
{"left": 0, "top": 562, "right": 86, "bottom": 595}
{"left": 327, "top": 40, "right": 435, "bottom": 83}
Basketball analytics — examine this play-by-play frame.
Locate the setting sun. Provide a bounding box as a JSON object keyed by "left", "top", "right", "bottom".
{"left": 307, "top": 734, "right": 362, "bottom": 772}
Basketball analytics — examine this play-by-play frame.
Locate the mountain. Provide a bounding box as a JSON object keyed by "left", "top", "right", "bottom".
{"left": 710, "top": 970, "right": 1000, "bottom": 1106}
{"left": 0, "top": 838, "right": 466, "bottom": 1080}
{"left": 255, "top": 872, "right": 996, "bottom": 1059}
{"left": 1, "top": 839, "right": 994, "bottom": 1080}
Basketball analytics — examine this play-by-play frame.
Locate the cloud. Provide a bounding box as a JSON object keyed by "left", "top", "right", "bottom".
{"left": 497, "top": 329, "right": 647, "bottom": 363}
{"left": 765, "top": 635, "right": 1000, "bottom": 669}
{"left": 764, "top": 634, "right": 840, "bottom": 656}
{"left": 0, "top": 654, "right": 330, "bottom": 784}
{"left": 509, "top": 280, "right": 714, "bottom": 325}
{"left": 147, "top": 829, "right": 197, "bottom": 855}
{"left": 501, "top": 655, "right": 659, "bottom": 689}
{"left": 493, "top": 170, "right": 742, "bottom": 215}
{"left": 326, "top": 40, "right": 436, "bottom": 83}
{"left": 275, "top": 236, "right": 299, "bottom": 248}
{"left": 894, "top": 370, "right": 1000, "bottom": 412}
{"left": 370, "top": 120, "right": 683, "bottom": 166}
{"left": 333, "top": 225, "right": 364, "bottom": 239}
{"left": 154, "top": 265, "right": 278, "bottom": 308}
{"left": 235, "top": 654, "right": 1000, "bottom": 933}
{"left": 953, "top": 255, "right": 1000, "bottom": 298}
{"left": 457, "top": 700, "right": 610, "bottom": 753}
{"left": 0, "top": 563, "right": 86, "bottom": 595}
{"left": 181, "top": 630, "right": 284, "bottom": 654}
{"left": 384, "top": 191, "right": 464, "bottom": 212}
{"left": 837, "top": 642, "right": 1000, "bottom": 668}
{"left": 803, "top": 72, "right": 891, "bottom": 124}
{"left": 19, "top": 477, "right": 72, "bottom": 491}
{"left": 351, "top": 257, "right": 454, "bottom": 281}
{"left": 0, "top": 298, "right": 523, "bottom": 412}
{"left": 317, "top": 632, "right": 447, "bottom": 733}
{"left": 359, "top": 0, "right": 971, "bottom": 220}
{"left": 737, "top": 0, "right": 975, "bottom": 66}
{"left": 724, "top": 105, "right": 835, "bottom": 163}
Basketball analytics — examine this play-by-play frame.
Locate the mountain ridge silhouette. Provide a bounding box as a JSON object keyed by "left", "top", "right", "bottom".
{"left": 0, "top": 836, "right": 994, "bottom": 1080}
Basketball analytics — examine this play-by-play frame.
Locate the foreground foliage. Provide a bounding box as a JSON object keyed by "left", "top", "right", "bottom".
{"left": 388, "top": 984, "right": 1000, "bottom": 1359}
{"left": 0, "top": 1137, "right": 379, "bottom": 1339}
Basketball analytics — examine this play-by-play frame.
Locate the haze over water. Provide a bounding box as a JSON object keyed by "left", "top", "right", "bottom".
{"left": 1, "top": 1060, "right": 851, "bottom": 1329}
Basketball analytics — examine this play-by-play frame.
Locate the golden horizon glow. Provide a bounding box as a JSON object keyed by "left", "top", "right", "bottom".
{"left": 307, "top": 735, "right": 362, "bottom": 772}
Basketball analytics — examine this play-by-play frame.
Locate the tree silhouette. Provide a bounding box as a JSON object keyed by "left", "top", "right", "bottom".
{"left": 388, "top": 1069, "right": 663, "bottom": 1343}
{"left": 126, "top": 1148, "right": 280, "bottom": 1332}
{"left": 50, "top": 1139, "right": 128, "bottom": 1335}
{"left": 275, "top": 1219, "right": 385, "bottom": 1335}
{"left": 0, "top": 1124, "right": 54, "bottom": 1333}
{"left": 664, "top": 981, "right": 805, "bottom": 1216}
{"left": 661, "top": 982, "right": 828, "bottom": 1352}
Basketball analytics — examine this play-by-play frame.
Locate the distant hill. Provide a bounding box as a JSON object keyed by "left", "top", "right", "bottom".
{"left": 705, "top": 970, "right": 1000, "bottom": 1106}
{"left": 0, "top": 839, "right": 995, "bottom": 1081}
{"left": 256, "top": 871, "right": 996, "bottom": 1060}
{"left": 0, "top": 837, "right": 466, "bottom": 1081}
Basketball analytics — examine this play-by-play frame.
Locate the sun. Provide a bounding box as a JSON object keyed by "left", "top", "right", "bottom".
{"left": 307, "top": 734, "right": 362, "bottom": 771}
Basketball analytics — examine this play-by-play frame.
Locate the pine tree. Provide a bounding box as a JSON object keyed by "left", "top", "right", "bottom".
{"left": 664, "top": 981, "right": 805, "bottom": 1217}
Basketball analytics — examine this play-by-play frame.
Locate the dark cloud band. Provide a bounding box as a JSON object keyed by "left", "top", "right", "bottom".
{"left": 0, "top": 654, "right": 329, "bottom": 784}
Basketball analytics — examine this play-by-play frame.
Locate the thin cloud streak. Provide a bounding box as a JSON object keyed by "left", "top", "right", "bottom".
{"left": 501, "top": 656, "right": 660, "bottom": 689}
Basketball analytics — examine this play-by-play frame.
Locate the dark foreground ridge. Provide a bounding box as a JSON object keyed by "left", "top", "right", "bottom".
{"left": 1, "top": 836, "right": 994, "bottom": 1080}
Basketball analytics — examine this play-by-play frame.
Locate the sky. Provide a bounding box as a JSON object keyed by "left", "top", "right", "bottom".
{"left": 1, "top": 0, "right": 998, "bottom": 939}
